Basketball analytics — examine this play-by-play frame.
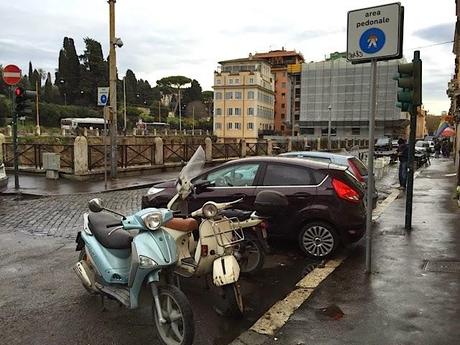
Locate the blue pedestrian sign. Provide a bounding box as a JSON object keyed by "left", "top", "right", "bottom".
{"left": 359, "top": 28, "right": 386, "bottom": 54}
{"left": 97, "top": 87, "right": 110, "bottom": 106}
{"left": 347, "top": 3, "right": 403, "bottom": 63}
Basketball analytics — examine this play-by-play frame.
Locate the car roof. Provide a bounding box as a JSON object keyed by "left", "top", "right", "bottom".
{"left": 280, "top": 151, "right": 353, "bottom": 160}
{"left": 219, "top": 155, "right": 347, "bottom": 172}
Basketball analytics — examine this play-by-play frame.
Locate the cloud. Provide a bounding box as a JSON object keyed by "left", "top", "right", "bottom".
{"left": 413, "top": 23, "right": 455, "bottom": 42}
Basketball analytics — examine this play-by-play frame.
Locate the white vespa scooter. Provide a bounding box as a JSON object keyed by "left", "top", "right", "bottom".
{"left": 163, "top": 147, "right": 246, "bottom": 316}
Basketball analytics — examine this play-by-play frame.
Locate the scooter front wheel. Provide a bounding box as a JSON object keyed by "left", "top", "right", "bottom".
{"left": 221, "top": 283, "right": 244, "bottom": 318}
{"left": 152, "top": 285, "right": 194, "bottom": 345}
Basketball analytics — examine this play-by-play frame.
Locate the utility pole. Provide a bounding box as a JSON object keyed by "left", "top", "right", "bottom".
{"left": 327, "top": 105, "right": 332, "bottom": 150}
{"left": 108, "top": 0, "right": 118, "bottom": 178}
{"left": 35, "top": 80, "right": 40, "bottom": 135}
{"left": 178, "top": 88, "right": 182, "bottom": 132}
{"left": 123, "top": 76, "right": 127, "bottom": 134}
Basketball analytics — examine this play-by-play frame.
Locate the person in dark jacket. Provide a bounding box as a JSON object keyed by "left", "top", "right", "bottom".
{"left": 397, "top": 138, "right": 408, "bottom": 189}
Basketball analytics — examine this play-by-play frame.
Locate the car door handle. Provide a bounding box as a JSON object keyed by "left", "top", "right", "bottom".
{"left": 232, "top": 193, "right": 247, "bottom": 199}
{"left": 294, "top": 192, "right": 311, "bottom": 199}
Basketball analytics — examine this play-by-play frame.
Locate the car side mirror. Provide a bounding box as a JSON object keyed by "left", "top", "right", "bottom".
{"left": 194, "top": 179, "right": 215, "bottom": 194}
{"left": 88, "top": 198, "right": 104, "bottom": 212}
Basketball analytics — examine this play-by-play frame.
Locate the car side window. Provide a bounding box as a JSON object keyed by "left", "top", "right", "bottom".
{"left": 206, "top": 164, "right": 260, "bottom": 187}
{"left": 262, "top": 164, "right": 314, "bottom": 186}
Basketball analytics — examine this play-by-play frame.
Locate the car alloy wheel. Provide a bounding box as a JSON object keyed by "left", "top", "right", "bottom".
{"left": 299, "top": 222, "right": 339, "bottom": 259}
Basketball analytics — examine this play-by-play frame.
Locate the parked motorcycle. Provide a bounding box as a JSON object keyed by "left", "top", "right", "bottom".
{"left": 73, "top": 199, "right": 194, "bottom": 345}
{"left": 164, "top": 147, "right": 246, "bottom": 316}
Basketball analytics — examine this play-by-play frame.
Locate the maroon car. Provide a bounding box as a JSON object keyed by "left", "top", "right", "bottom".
{"left": 142, "top": 157, "right": 366, "bottom": 259}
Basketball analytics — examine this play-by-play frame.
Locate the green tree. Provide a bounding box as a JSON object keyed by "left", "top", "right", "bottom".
{"left": 124, "top": 69, "right": 138, "bottom": 105}
{"left": 56, "top": 37, "right": 81, "bottom": 104}
{"left": 201, "top": 90, "right": 213, "bottom": 117}
{"left": 43, "top": 72, "right": 54, "bottom": 103}
{"left": 79, "top": 37, "right": 109, "bottom": 106}
{"left": 183, "top": 79, "right": 202, "bottom": 105}
{"left": 156, "top": 76, "right": 191, "bottom": 115}
{"left": 0, "top": 95, "right": 11, "bottom": 125}
{"left": 0, "top": 66, "right": 9, "bottom": 96}
{"left": 28, "top": 61, "right": 34, "bottom": 88}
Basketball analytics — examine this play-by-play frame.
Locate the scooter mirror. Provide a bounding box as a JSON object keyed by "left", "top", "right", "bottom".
{"left": 88, "top": 198, "right": 104, "bottom": 212}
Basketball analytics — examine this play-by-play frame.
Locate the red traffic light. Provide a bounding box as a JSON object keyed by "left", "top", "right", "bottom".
{"left": 15, "top": 87, "right": 24, "bottom": 97}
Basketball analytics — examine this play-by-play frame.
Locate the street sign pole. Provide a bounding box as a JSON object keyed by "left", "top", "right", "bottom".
{"left": 366, "top": 59, "right": 377, "bottom": 273}
{"left": 12, "top": 88, "right": 19, "bottom": 189}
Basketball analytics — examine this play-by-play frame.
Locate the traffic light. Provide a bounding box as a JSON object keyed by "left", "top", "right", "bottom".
{"left": 393, "top": 54, "right": 422, "bottom": 112}
{"left": 15, "top": 87, "right": 36, "bottom": 115}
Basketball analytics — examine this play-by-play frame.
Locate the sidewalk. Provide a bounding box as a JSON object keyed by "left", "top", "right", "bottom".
{"left": 239, "top": 158, "right": 460, "bottom": 345}
{"left": 2, "top": 170, "right": 179, "bottom": 196}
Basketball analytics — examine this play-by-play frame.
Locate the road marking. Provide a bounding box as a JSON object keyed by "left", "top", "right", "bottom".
{"left": 245, "top": 183, "right": 405, "bottom": 338}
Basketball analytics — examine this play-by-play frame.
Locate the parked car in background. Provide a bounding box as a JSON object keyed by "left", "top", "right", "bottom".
{"left": 142, "top": 156, "right": 366, "bottom": 259}
{"left": 0, "top": 161, "right": 8, "bottom": 192}
{"left": 392, "top": 139, "right": 399, "bottom": 149}
{"left": 279, "top": 151, "right": 378, "bottom": 209}
{"left": 375, "top": 137, "right": 392, "bottom": 151}
{"left": 415, "top": 140, "right": 431, "bottom": 154}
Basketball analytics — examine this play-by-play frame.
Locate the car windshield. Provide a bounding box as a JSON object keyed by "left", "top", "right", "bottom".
{"left": 376, "top": 138, "right": 389, "bottom": 145}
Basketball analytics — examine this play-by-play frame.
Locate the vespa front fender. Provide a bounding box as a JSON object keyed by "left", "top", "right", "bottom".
{"left": 213, "top": 255, "right": 240, "bottom": 286}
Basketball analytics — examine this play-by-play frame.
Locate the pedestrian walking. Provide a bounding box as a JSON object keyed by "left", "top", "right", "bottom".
{"left": 397, "top": 138, "right": 408, "bottom": 189}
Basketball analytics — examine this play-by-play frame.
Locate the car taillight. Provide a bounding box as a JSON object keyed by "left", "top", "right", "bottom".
{"left": 332, "top": 178, "right": 361, "bottom": 203}
{"left": 348, "top": 159, "right": 365, "bottom": 183}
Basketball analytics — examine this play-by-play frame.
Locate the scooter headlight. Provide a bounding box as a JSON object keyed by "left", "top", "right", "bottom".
{"left": 142, "top": 212, "right": 163, "bottom": 230}
{"left": 202, "top": 202, "right": 218, "bottom": 218}
{"left": 139, "top": 255, "right": 157, "bottom": 268}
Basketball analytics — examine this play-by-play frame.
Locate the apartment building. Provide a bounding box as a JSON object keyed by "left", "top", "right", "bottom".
{"left": 213, "top": 57, "right": 275, "bottom": 142}
{"left": 253, "top": 49, "right": 304, "bottom": 134}
{"left": 299, "top": 54, "right": 408, "bottom": 139}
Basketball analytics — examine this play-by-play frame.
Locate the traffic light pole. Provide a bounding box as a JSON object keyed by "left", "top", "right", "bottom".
{"left": 405, "top": 50, "right": 422, "bottom": 230}
{"left": 365, "top": 59, "right": 377, "bottom": 274}
{"left": 11, "top": 88, "right": 19, "bottom": 189}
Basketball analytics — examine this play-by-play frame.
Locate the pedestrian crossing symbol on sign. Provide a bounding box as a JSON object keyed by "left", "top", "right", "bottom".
{"left": 97, "top": 87, "right": 110, "bottom": 106}
{"left": 359, "top": 28, "right": 386, "bottom": 54}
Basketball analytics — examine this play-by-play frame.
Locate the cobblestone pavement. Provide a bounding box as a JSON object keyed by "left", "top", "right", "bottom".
{"left": 0, "top": 188, "right": 148, "bottom": 239}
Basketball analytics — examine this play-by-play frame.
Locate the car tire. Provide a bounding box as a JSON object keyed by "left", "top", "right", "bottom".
{"left": 298, "top": 222, "right": 339, "bottom": 259}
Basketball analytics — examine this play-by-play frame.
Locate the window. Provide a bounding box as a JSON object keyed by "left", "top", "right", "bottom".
{"left": 234, "top": 108, "right": 241, "bottom": 115}
{"left": 216, "top": 79, "right": 222, "bottom": 85}
{"left": 321, "top": 128, "right": 337, "bottom": 136}
{"left": 247, "top": 122, "right": 254, "bottom": 130}
{"left": 234, "top": 122, "right": 241, "bottom": 129}
{"left": 352, "top": 127, "right": 361, "bottom": 135}
{"left": 248, "top": 107, "right": 254, "bottom": 116}
{"left": 282, "top": 82, "right": 287, "bottom": 88}
{"left": 235, "top": 91, "right": 242, "bottom": 99}
{"left": 215, "top": 92, "right": 222, "bottom": 100}
{"left": 304, "top": 128, "right": 314, "bottom": 135}
{"left": 227, "top": 108, "right": 233, "bottom": 116}
{"left": 227, "top": 122, "right": 233, "bottom": 130}
{"left": 248, "top": 91, "right": 255, "bottom": 99}
{"left": 229, "top": 79, "right": 233, "bottom": 84}
{"left": 215, "top": 123, "right": 222, "bottom": 129}
{"left": 205, "top": 163, "right": 260, "bottom": 187}
{"left": 215, "top": 108, "right": 222, "bottom": 115}
{"left": 281, "top": 103, "right": 285, "bottom": 108}
{"left": 282, "top": 93, "right": 286, "bottom": 100}
{"left": 225, "top": 92, "right": 233, "bottom": 99}
{"left": 281, "top": 113, "right": 285, "bottom": 119}
{"left": 262, "top": 164, "right": 314, "bottom": 186}
{"left": 235, "top": 78, "right": 240, "bottom": 84}
{"left": 249, "top": 78, "right": 254, "bottom": 84}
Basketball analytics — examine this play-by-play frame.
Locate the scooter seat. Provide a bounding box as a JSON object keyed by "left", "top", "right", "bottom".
{"left": 221, "top": 209, "right": 252, "bottom": 221}
{"left": 165, "top": 217, "right": 198, "bottom": 232}
{"left": 88, "top": 212, "right": 133, "bottom": 249}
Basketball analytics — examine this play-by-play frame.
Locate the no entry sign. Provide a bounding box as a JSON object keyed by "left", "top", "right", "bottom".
{"left": 2, "top": 64, "right": 22, "bottom": 86}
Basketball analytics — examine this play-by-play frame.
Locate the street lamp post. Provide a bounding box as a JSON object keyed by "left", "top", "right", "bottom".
{"left": 108, "top": 0, "right": 122, "bottom": 179}
{"left": 327, "top": 104, "right": 332, "bottom": 150}
{"left": 178, "top": 88, "right": 182, "bottom": 132}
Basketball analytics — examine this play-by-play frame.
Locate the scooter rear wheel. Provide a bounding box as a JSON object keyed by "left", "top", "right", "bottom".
{"left": 153, "top": 285, "right": 194, "bottom": 345}
{"left": 235, "top": 233, "right": 265, "bottom": 274}
{"left": 221, "top": 283, "right": 244, "bottom": 318}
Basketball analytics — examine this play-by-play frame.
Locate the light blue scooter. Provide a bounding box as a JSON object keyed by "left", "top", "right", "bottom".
{"left": 73, "top": 198, "right": 194, "bottom": 345}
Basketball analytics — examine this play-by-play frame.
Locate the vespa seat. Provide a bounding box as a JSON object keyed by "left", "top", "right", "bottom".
{"left": 88, "top": 212, "right": 133, "bottom": 249}
{"left": 220, "top": 209, "right": 253, "bottom": 221}
{"left": 164, "top": 217, "right": 198, "bottom": 232}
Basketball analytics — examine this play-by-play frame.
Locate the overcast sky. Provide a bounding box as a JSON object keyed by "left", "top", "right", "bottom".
{"left": 0, "top": 0, "right": 456, "bottom": 114}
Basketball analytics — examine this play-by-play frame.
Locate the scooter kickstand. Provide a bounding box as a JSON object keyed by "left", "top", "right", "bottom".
{"left": 100, "top": 295, "right": 107, "bottom": 312}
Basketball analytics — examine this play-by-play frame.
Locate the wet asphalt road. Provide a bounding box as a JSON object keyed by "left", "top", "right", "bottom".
{"left": 0, "top": 190, "right": 316, "bottom": 345}
{"left": 0, "top": 166, "right": 397, "bottom": 345}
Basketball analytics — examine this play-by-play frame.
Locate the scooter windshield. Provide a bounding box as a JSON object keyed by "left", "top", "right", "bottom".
{"left": 179, "top": 146, "right": 206, "bottom": 184}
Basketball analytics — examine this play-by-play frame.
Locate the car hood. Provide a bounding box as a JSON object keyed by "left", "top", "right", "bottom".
{"left": 153, "top": 179, "right": 176, "bottom": 188}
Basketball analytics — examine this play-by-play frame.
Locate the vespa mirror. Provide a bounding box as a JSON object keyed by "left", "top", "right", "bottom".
{"left": 88, "top": 198, "right": 104, "bottom": 212}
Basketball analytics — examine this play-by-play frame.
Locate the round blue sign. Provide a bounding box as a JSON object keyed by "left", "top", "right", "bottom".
{"left": 100, "top": 94, "right": 107, "bottom": 104}
{"left": 359, "top": 28, "right": 386, "bottom": 54}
